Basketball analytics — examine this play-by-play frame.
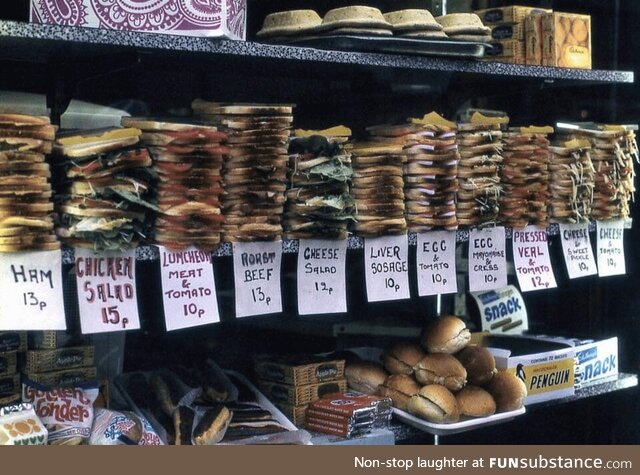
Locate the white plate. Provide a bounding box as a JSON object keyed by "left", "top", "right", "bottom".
{"left": 392, "top": 406, "right": 526, "bottom": 436}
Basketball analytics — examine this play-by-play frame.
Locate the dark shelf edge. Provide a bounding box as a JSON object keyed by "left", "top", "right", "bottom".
{"left": 0, "top": 20, "right": 634, "bottom": 84}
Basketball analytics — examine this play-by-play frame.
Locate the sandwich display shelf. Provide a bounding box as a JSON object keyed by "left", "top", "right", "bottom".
{"left": 0, "top": 4, "right": 638, "bottom": 445}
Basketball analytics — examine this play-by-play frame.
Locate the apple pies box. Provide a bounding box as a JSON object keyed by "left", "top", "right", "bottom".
{"left": 30, "top": 0, "right": 247, "bottom": 40}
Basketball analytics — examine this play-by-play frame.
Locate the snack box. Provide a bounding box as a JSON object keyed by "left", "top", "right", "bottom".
{"left": 0, "top": 374, "right": 20, "bottom": 397}
{"left": 0, "top": 352, "right": 17, "bottom": 378}
{"left": 23, "top": 346, "right": 94, "bottom": 374}
{"left": 254, "top": 354, "right": 345, "bottom": 386}
{"left": 30, "top": 0, "right": 247, "bottom": 40}
{"left": 0, "top": 403, "right": 48, "bottom": 445}
{"left": 476, "top": 6, "right": 551, "bottom": 24}
{"left": 274, "top": 402, "right": 308, "bottom": 426}
{"left": 541, "top": 12, "right": 591, "bottom": 69}
{"left": 525, "top": 14, "right": 544, "bottom": 65}
{"left": 0, "top": 332, "right": 27, "bottom": 353}
{"left": 28, "top": 331, "right": 92, "bottom": 350}
{"left": 475, "top": 334, "right": 575, "bottom": 404}
{"left": 259, "top": 378, "right": 347, "bottom": 406}
{"left": 25, "top": 367, "right": 98, "bottom": 388}
{"left": 486, "top": 39, "right": 525, "bottom": 64}
{"left": 491, "top": 23, "right": 525, "bottom": 41}
{"left": 0, "top": 392, "right": 21, "bottom": 408}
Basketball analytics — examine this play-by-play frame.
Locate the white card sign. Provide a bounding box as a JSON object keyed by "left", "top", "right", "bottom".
{"left": 297, "top": 239, "right": 347, "bottom": 315}
{"left": 597, "top": 220, "right": 626, "bottom": 277}
{"left": 559, "top": 223, "right": 598, "bottom": 279}
{"left": 159, "top": 246, "right": 220, "bottom": 331}
{"left": 468, "top": 227, "right": 507, "bottom": 292}
{"left": 0, "top": 250, "right": 66, "bottom": 330}
{"left": 512, "top": 226, "right": 557, "bottom": 292}
{"left": 364, "top": 235, "right": 410, "bottom": 302}
{"left": 233, "top": 242, "right": 282, "bottom": 318}
{"left": 416, "top": 231, "right": 458, "bottom": 296}
{"left": 75, "top": 248, "right": 140, "bottom": 334}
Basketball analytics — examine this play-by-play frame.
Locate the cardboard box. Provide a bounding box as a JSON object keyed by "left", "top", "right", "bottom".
{"left": 0, "top": 404, "right": 48, "bottom": 445}
{"left": 488, "top": 39, "right": 525, "bottom": 59}
{"left": 542, "top": 12, "right": 591, "bottom": 69}
{"left": 254, "top": 354, "right": 345, "bottom": 385}
{"left": 259, "top": 379, "right": 347, "bottom": 406}
{"left": 0, "top": 332, "right": 27, "bottom": 353}
{"left": 491, "top": 22, "right": 525, "bottom": 41}
{"left": 26, "top": 367, "right": 98, "bottom": 388}
{"left": 23, "top": 346, "right": 94, "bottom": 374}
{"left": 0, "top": 351, "right": 17, "bottom": 378}
{"left": 30, "top": 0, "right": 246, "bottom": 40}
{"left": 476, "top": 6, "right": 551, "bottom": 24}
{"left": 480, "top": 335, "right": 576, "bottom": 404}
{"left": 274, "top": 402, "right": 308, "bottom": 426}
{"left": 28, "top": 331, "right": 92, "bottom": 350}
{"left": 0, "top": 374, "right": 20, "bottom": 397}
{"left": 525, "top": 14, "right": 544, "bottom": 65}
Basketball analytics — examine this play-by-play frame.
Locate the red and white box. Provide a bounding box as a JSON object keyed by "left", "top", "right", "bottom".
{"left": 30, "top": 0, "right": 246, "bottom": 40}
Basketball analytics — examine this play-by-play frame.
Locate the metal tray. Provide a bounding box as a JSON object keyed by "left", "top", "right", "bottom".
{"left": 392, "top": 406, "right": 526, "bottom": 436}
{"left": 274, "top": 35, "right": 487, "bottom": 59}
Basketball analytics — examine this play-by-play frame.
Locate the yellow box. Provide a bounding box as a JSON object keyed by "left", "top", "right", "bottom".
{"left": 542, "top": 12, "right": 591, "bottom": 69}
{"left": 476, "top": 6, "right": 551, "bottom": 24}
{"left": 525, "top": 14, "right": 544, "bottom": 65}
{"left": 489, "top": 39, "right": 525, "bottom": 57}
{"left": 491, "top": 22, "right": 525, "bottom": 41}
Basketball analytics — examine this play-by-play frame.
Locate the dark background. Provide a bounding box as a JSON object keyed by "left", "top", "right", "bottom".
{"left": 0, "top": 0, "right": 638, "bottom": 443}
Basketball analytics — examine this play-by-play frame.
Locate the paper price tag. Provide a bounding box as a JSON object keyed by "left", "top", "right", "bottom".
{"left": 512, "top": 226, "right": 557, "bottom": 292}
{"left": 364, "top": 235, "right": 410, "bottom": 302}
{"left": 0, "top": 250, "right": 66, "bottom": 331}
{"left": 416, "top": 231, "right": 457, "bottom": 296}
{"left": 75, "top": 248, "right": 141, "bottom": 334}
{"left": 468, "top": 227, "right": 507, "bottom": 292}
{"left": 233, "top": 242, "right": 282, "bottom": 318}
{"left": 559, "top": 223, "right": 597, "bottom": 279}
{"left": 597, "top": 220, "right": 626, "bottom": 277}
{"left": 159, "top": 246, "right": 220, "bottom": 331}
{"left": 297, "top": 239, "right": 347, "bottom": 315}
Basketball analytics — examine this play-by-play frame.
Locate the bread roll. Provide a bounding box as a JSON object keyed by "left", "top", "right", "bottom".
{"left": 380, "top": 342, "right": 425, "bottom": 375}
{"left": 456, "top": 345, "right": 497, "bottom": 385}
{"left": 421, "top": 315, "right": 471, "bottom": 354}
{"left": 487, "top": 370, "right": 527, "bottom": 412}
{"left": 407, "top": 384, "right": 459, "bottom": 423}
{"left": 413, "top": 353, "right": 467, "bottom": 391}
{"left": 376, "top": 374, "right": 420, "bottom": 411}
{"left": 456, "top": 385, "right": 496, "bottom": 418}
{"left": 344, "top": 361, "right": 387, "bottom": 394}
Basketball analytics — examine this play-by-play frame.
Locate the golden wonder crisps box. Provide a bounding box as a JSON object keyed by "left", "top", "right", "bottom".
{"left": 482, "top": 335, "right": 575, "bottom": 404}
{"left": 542, "top": 12, "right": 591, "bottom": 69}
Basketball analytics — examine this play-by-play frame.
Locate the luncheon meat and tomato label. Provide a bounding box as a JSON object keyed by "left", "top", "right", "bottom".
{"left": 416, "top": 231, "right": 458, "bottom": 296}
{"left": 0, "top": 250, "right": 66, "bottom": 331}
{"left": 233, "top": 241, "right": 283, "bottom": 318}
{"left": 75, "top": 248, "right": 141, "bottom": 334}
{"left": 559, "top": 223, "right": 598, "bottom": 279}
{"left": 596, "top": 220, "right": 626, "bottom": 277}
{"left": 512, "top": 226, "right": 557, "bottom": 292}
{"left": 468, "top": 227, "right": 507, "bottom": 292}
{"left": 297, "top": 239, "right": 347, "bottom": 315}
{"left": 364, "top": 235, "right": 410, "bottom": 302}
{"left": 159, "top": 246, "right": 220, "bottom": 331}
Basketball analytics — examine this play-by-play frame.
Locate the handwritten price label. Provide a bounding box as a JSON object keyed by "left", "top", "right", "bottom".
{"left": 416, "top": 231, "right": 458, "bottom": 296}
{"left": 75, "top": 248, "right": 140, "bottom": 334}
{"left": 159, "top": 246, "right": 220, "bottom": 331}
{"left": 233, "top": 241, "right": 282, "bottom": 318}
{"left": 559, "top": 223, "right": 597, "bottom": 279}
{"left": 597, "top": 220, "right": 626, "bottom": 277}
{"left": 468, "top": 227, "right": 507, "bottom": 292}
{"left": 512, "top": 226, "right": 557, "bottom": 292}
{"left": 364, "top": 235, "right": 410, "bottom": 302}
{"left": 297, "top": 239, "right": 347, "bottom": 315}
{"left": 0, "top": 250, "right": 66, "bottom": 330}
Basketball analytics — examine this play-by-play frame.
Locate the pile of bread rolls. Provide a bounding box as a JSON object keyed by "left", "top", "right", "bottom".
{"left": 344, "top": 315, "right": 527, "bottom": 424}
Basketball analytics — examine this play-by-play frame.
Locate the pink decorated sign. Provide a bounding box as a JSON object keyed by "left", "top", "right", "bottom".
{"left": 30, "top": 0, "right": 246, "bottom": 40}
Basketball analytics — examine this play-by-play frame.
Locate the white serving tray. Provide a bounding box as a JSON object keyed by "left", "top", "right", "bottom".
{"left": 392, "top": 406, "right": 526, "bottom": 436}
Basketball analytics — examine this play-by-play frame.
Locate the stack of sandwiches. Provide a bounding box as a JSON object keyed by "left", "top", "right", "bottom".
{"left": 383, "top": 9, "right": 447, "bottom": 39}
{"left": 192, "top": 100, "right": 293, "bottom": 242}
{"left": 498, "top": 127, "right": 552, "bottom": 229}
{"left": 351, "top": 132, "right": 407, "bottom": 237}
{"left": 122, "top": 117, "right": 228, "bottom": 251}
{"left": 53, "top": 127, "right": 156, "bottom": 251}
{"left": 548, "top": 139, "right": 594, "bottom": 223}
{"left": 577, "top": 128, "right": 637, "bottom": 221}
{"left": 0, "top": 113, "right": 59, "bottom": 252}
{"left": 401, "top": 114, "right": 460, "bottom": 231}
{"left": 285, "top": 126, "right": 355, "bottom": 240}
{"left": 456, "top": 120, "right": 503, "bottom": 227}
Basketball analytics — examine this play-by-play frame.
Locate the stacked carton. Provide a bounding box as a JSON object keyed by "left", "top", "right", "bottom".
{"left": 0, "top": 332, "right": 25, "bottom": 407}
